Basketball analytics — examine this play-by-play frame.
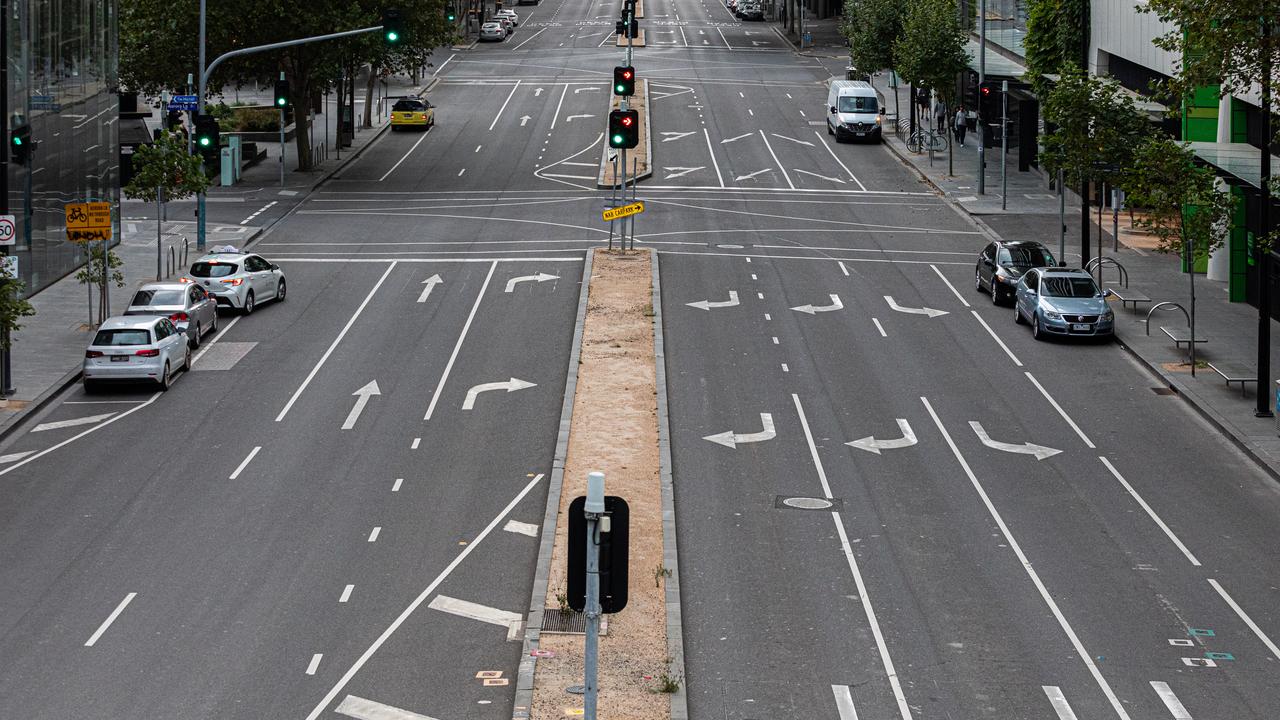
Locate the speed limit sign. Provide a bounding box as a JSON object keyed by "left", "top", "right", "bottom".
{"left": 0, "top": 215, "right": 14, "bottom": 246}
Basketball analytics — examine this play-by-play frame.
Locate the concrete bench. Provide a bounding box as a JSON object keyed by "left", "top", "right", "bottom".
{"left": 1109, "top": 288, "right": 1151, "bottom": 311}
{"left": 1208, "top": 362, "right": 1255, "bottom": 396}
{"left": 1160, "top": 326, "right": 1207, "bottom": 349}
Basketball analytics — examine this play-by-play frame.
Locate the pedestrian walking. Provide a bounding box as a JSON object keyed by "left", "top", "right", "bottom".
{"left": 933, "top": 98, "right": 947, "bottom": 134}
{"left": 954, "top": 106, "right": 967, "bottom": 147}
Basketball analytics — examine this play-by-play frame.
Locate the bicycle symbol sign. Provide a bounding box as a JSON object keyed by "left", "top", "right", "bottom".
{"left": 64, "top": 202, "right": 112, "bottom": 243}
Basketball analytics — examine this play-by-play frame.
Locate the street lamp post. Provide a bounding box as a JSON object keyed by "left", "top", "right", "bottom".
{"left": 976, "top": 0, "right": 985, "bottom": 194}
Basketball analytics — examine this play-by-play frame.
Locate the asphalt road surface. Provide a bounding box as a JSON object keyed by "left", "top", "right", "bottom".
{"left": 3, "top": 0, "right": 1280, "bottom": 717}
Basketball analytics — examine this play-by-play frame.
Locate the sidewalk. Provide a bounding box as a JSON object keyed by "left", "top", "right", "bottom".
{"left": 870, "top": 73, "right": 1280, "bottom": 481}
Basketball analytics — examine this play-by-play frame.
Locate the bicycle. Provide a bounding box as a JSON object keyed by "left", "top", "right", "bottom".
{"left": 906, "top": 128, "right": 948, "bottom": 154}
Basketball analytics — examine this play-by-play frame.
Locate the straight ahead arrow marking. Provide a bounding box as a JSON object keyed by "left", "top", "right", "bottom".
{"left": 462, "top": 378, "right": 537, "bottom": 410}
{"left": 534, "top": 87, "right": 544, "bottom": 96}
{"left": 884, "top": 295, "right": 949, "bottom": 318}
{"left": 703, "top": 413, "right": 775, "bottom": 449}
{"left": 504, "top": 272, "right": 559, "bottom": 293}
{"left": 969, "top": 421, "right": 1062, "bottom": 460}
{"left": 342, "top": 381, "right": 381, "bottom": 430}
{"left": 519, "top": 115, "right": 531, "bottom": 126}
{"left": 686, "top": 290, "right": 739, "bottom": 310}
{"left": 417, "top": 274, "right": 443, "bottom": 303}
{"left": 847, "top": 418, "right": 916, "bottom": 454}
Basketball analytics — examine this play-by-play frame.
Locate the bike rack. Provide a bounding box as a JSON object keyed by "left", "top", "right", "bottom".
{"left": 167, "top": 246, "right": 176, "bottom": 278}
{"left": 1145, "top": 301, "right": 1189, "bottom": 336}
{"left": 1085, "top": 256, "right": 1129, "bottom": 288}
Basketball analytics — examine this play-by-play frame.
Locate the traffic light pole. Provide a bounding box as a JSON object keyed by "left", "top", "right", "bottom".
{"left": 976, "top": 0, "right": 985, "bottom": 195}
{"left": 1, "top": 0, "right": 12, "bottom": 395}
{"left": 582, "top": 472, "right": 605, "bottom": 720}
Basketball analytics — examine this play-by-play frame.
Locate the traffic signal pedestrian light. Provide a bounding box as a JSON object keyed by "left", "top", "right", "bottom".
{"left": 608, "top": 109, "right": 639, "bottom": 149}
{"left": 382, "top": 8, "right": 404, "bottom": 44}
{"left": 274, "top": 79, "right": 290, "bottom": 108}
{"left": 194, "top": 114, "right": 219, "bottom": 157}
{"left": 613, "top": 66, "right": 635, "bottom": 96}
{"left": 9, "top": 124, "right": 31, "bottom": 165}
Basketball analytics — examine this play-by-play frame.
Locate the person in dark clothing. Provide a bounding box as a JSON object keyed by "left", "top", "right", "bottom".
{"left": 954, "top": 106, "right": 967, "bottom": 147}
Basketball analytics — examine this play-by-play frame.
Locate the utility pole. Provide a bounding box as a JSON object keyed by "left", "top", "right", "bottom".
{"left": 976, "top": 0, "right": 985, "bottom": 194}
{"left": 1255, "top": 15, "right": 1273, "bottom": 417}
{"left": 0, "top": 0, "right": 11, "bottom": 395}
{"left": 197, "top": 0, "right": 207, "bottom": 251}
{"left": 1000, "top": 79, "right": 1007, "bottom": 210}
{"left": 1078, "top": 0, "right": 1091, "bottom": 269}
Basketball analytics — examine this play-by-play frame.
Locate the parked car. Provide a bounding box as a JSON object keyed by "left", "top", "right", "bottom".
{"left": 496, "top": 15, "right": 514, "bottom": 35}
{"left": 182, "top": 247, "right": 286, "bottom": 315}
{"left": 1014, "top": 267, "right": 1114, "bottom": 341}
{"left": 479, "top": 21, "right": 506, "bottom": 41}
{"left": 495, "top": 8, "right": 519, "bottom": 25}
{"left": 125, "top": 281, "right": 218, "bottom": 347}
{"left": 83, "top": 315, "right": 190, "bottom": 392}
{"left": 975, "top": 240, "right": 1056, "bottom": 305}
{"left": 737, "top": 2, "right": 763, "bottom": 19}
{"left": 391, "top": 98, "right": 435, "bottom": 131}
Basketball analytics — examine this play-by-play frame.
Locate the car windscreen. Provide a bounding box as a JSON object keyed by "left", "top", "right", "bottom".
{"left": 999, "top": 246, "right": 1055, "bottom": 268}
{"left": 190, "top": 261, "right": 238, "bottom": 278}
{"left": 1040, "top": 277, "right": 1099, "bottom": 298}
{"left": 838, "top": 95, "right": 877, "bottom": 113}
{"left": 93, "top": 329, "right": 151, "bottom": 346}
{"left": 131, "top": 289, "right": 185, "bottom": 306}
{"left": 393, "top": 100, "right": 425, "bottom": 112}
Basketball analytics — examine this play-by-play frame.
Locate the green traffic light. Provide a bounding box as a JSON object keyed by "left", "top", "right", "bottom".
{"left": 386, "top": 30, "right": 399, "bottom": 42}
{"left": 277, "top": 97, "right": 287, "bottom": 107}
{"left": 11, "top": 137, "right": 21, "bottom": 146}
{"left": 199, "top": 137, "right": 211, "bottom": 147}
{"left": 612, "top": 134, "right": 624, "bottom": 145}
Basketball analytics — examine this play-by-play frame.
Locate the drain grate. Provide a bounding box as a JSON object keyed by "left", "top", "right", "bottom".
{"left": 541, "top": 610, "right": 610, "bottom": 635}
{"left": 1151, "top": 387, "right": 1176, "bottom": 396}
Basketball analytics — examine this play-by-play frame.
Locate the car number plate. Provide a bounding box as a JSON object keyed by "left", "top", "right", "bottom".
{"left": 855, "top": 132, "right": 866, "bottom": 136}
{"left": 1071, "top": 323, "right": 1091, "bottom": 331}
{"left": 110, "top": 355, "right": 129, "bottom": 362}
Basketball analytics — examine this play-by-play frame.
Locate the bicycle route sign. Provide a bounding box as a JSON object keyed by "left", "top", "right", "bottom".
{"left": 65, "top": 201, "right": 113, "bottom": 243}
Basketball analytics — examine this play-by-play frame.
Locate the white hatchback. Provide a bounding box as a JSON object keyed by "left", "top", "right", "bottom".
{"left": 183, "top": 248, "right": 286, "bottom": 314}
{"left": 83, "top": 316, "right": 190, "bottom": 391}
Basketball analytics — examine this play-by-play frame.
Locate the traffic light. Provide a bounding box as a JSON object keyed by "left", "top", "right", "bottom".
{"left": 274, "top": 79, "right": 290, "bottom": 108}
{"left": 9, "top": 124, "right": 31, "bottom": 165}
{"left": 608, "top": 109, "right": 639, "bottom": 149}
{"left": 194, "top": 114, "right": 219, "bottom": 157}
{"left": 613, "top": 66, "right": 635, "bottom": 96}
{"left": 625, "top": 18, "right": 639, "bottom": 37}
{"left": 382, "top": 8, "right": 404, "bottom": 44}
{"left": 622, "top": 0, "right": 636, "bottom": 16}
{"left": 567, "top": 495, "right": 629, "bottom": 614}
{"left": 446, "top": 5, "right": 456, "bottom": 21}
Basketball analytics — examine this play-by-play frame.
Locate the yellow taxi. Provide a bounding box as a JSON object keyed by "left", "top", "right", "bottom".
{"left": 391, "top": 98, "right": 435, "bottom": 131}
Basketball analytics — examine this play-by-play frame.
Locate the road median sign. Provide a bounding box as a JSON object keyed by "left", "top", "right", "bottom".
{"left": 602, "top": 201, "right": 644, "bottom": 222}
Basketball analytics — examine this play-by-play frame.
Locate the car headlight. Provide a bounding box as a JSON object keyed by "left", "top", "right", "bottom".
{"left": 1102, "top": 308, "right": 1114, "bottom": 321}
{"left": 1043, "top": 310, "right": 1062, "bottom": 320}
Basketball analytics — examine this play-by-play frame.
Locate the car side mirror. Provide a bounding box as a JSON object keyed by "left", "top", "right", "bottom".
{"left": 271, "top": 263, "right": 280, "bottom": 270}
{"left": 829, "top": 106, "right": 837, "bottom": 114}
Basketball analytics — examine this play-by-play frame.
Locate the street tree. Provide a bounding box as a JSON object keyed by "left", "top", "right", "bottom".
{"left": 1040, "top": 63, "right": 1149, "bottom": 196}
{"left": 0, "top": 281, "right": 36, "bottom": 350}
{"left": 842, "top": 0, "right": 902, "bottom": 79}
{"left": 1023, "top": 0, "right": 1089, "bottom": 91}
{"left": 893, "top": 0, "right": 968, "bottom": 106}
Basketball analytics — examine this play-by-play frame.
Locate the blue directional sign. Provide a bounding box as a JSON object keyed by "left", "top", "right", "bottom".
{"left": 167, "top": 95, "right": 199, "bottom": 112}
{"left": 31, "top": 94, "right": 60, "bottom": 111}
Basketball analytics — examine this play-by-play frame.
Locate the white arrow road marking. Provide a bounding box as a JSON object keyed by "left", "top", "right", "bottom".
{"left": 664, "top": 166, "right": 704, "bottom": 179}
{"left": 503, "top": 519, "right": 539, "bottom": 537}
{"left": 565, "top": 114, "right": 594, "bottom": 122}
{"left": 574, "top": 87, "right": 600, "bottom": 93}
{"left": 660, "top": 131, "right": 696, "bottom": 142}
{"left": 793, "top": 168, "right": 845, "bottom": 184}
{"left": 770, "top": 133, "right": 814, "bottom": 146}
{"left": 720, "top": 132, "right": 752, "bottom": 144}
{"left": 884, "top": 295, "right": 949, "bottom": 318}
{"left": 427, "top": 595, "right": 524, "bottom": 641}
{"left": 519, "top": 115, "right": 531, "bottom": 126}
{"left": 462, "top": 378, "right": 536, "bottom": 410}
{"left": 846, "top": 419, "right": 916, "bottom": 455}
{"left": 336, "top": 695, "right": 441, "bottom": 720}
{"left": 791, "top": 294, "right": 843, "bottom": 315}
{"left": 534, "top": 87, "right": 544, "bottom": 96}
{"left": 504, "top": 272, "right": 559, "bottom": 293}
{"left": 416, "top": 274, "right": 443, "bottom": 303}
{"left": 969, "top": 421, "right": 1061, "bottom": 460}
{"left": 32, "top": 412, "right": 115, "bottom": 432}
{"left": 734, "top": 168, "right": 771, "bottom": 181}
{"left": 686, "top": 290, "right": 739, "bottom": 311}
{"left": 0, "top": 450, "right": 34, "bottom": 464}
{"left": 342, "top": 381, "right": 381, "bottom": 430}
{"left": 704, "top": 413, "right": 775, "bottom": 449}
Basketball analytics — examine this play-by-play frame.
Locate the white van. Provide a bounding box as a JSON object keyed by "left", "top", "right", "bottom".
{"left": 826, "top": 80, "right": 884, "bottom": 143}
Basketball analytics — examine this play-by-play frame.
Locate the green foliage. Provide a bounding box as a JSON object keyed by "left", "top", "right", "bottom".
{"left": 1023, "top": 0, "right": 1089, "bottom": 89}
{"left": 74, "top": 246, "right": 126, "bottom": 290}
{"left": 124, "top": 131, "right": 211, "bottom": 204}
{"left": 0, "top": 280, "right": 36, "bottom": 348}
{"left": 1123, "top": 137, "right": 1236, "bottom": 261}
{"left": 893, "top": 0, "right": 968, "bottom": 103}
{"left": 217, "top": 107, "right": 281, "bottom": 133}
{"left": 841, "top": 0, "right": 903, "bottom": 76}
{"left": 1040, "top": 64, "right": 1150, "bottom": 188}
{"left": 1143, "top": 0, "right": 1280, "bottom": 106}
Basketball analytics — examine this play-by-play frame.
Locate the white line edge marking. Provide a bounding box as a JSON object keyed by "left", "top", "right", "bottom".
{"left": 379, "top": 132, "right": 431, "bottom": 182}
{"left": 392, "top": 478, "right": 403, "bottom": 492}
{"left": 0, "top": 393, "right": 161, "bottom": 477}
{"left": 931, "top": 263, "right": 970, "bottom": 308}
{"left": 703, "top": 128, "right": 725, "bottom": 188}
{"left": 832, "top": 685, "right": 859, "bottom": 720}
{"left": 1208, "top": 578, "right": 1280, "bottom": 661}
{"left": 1098, "top": 456, "right": 1201, "bottom": 566}
{"left": 793, "top": 394, "right": 912, "bottom": 720}
{"left": 340, "top": 585, "right": 354, "bottom": 603}
{"left": 302, "top": 473, "right": 546, "bottom": 720}
{"left": 758, "top": 130, "right": 795, "bottom": 190}
{"left": 1149, "top": 681, "right": 1192, "bottom": 719}
{"left": 228, "top": 446, "right": 262, "bottom": 480}
{"left": 1024, "top": 371, "right": 1096, "bottom": 448}
{"left": 510, "top": 26, "right": 546, "bottom": 51}
{"left": 1042, "top": 686, "right": 1079, "bottom": 720}
{"left": 872, "top": 318, "right": 887, "bottom": 337}
{"left": 921, "top": 396, "right": 1131, "bottom": 720}
{"left": 971, "top": 310, "right": 1023, "bottom": 367}
{"left": 424, "top": 260, "right": 498, "bottom": 420}
{"left": 191, "top": 315, "right": 242, "bottom": 365}
{"left": 368, "top": 527, "right": 381, "bottom": 542}
{"left": 411, "top": 438, "right": 421, "bottom": 449}
{"left": 306, "top": 653, "right": 323, "bottom": 675}
{"left": 814, "top": 130, "right": 867, "bottom": 191}
{"left": 488, "top": 80, "right": 521, "bottom": 132}
{"left": 839, "top": 260, "right": 849, "bottom": 276}
{"left": 84, "top": 592, "right": 137, "bottom": 647}
{"left": 276, "top": 263, "right": 397, "bottom": 422}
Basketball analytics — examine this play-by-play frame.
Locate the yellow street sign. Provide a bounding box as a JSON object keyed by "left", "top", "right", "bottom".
{"left": 602, "top": 201, "right": 644, "bottom": 222}
{"left": 65, "top": 201, "right": 113, "bottom": 242}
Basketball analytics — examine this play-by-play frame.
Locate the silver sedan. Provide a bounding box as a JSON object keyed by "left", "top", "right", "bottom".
{"left": 125, "top": 282, "right": 219, "bottom": 347}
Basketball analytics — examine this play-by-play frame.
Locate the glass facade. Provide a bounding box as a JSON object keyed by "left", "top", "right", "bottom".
{"left": 5, "top": 0, "right": 119, "bottom": 296}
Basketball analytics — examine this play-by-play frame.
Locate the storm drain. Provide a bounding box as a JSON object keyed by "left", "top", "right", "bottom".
{"left": 775, "top": 495, "right": 843, "bottom": 511}
{"left": 1151, "top": 387, "right": 1177, "bottom": 396}
{"left": 541, "top": 609, "right": 609, "bottom": 635}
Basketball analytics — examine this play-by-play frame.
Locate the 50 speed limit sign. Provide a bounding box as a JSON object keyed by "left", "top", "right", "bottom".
{"left": 0, "top": 215, "right": 14, "bottom": 246}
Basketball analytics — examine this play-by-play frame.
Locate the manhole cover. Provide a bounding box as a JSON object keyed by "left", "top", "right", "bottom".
{"left": 776, "top": 495, "right": 842, "bottom": 510}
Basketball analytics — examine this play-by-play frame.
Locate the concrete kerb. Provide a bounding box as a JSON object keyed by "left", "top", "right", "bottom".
{"left": 650, "top": 248, "right": 689, "bottom": 719}
{"left": 512, "top": 249, "right": 594, "bottom": 720}
{"left": 878, "top": 131, "right": 1004, "bottom": 245}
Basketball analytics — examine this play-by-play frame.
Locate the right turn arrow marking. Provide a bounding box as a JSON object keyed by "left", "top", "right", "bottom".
{"left": 686, "top": 290, "right": 739, "bottom": 311}
{"left": 884, "top": 295, "right": 948, "bottom": 318}
{"left": 463, "top": 378, "right": 537, "bottom": 410}
{"left": 846, "top": 418, "right": 917, "bottom": 454}
{"left": 703, "top": 413, "right": 775, "bottom": 449}
{"left": 969, "top": 421, "right": 1061, "bottom": 460}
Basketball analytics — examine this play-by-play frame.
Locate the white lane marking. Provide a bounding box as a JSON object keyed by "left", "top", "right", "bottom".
{"left": 368, "top": 527, "right": 381, "bottom": 542}
{"left": 428, "top": 595, "right": 523, "bottom": 640}
{"left": 63, "top": 400, "right": 146, "bottom": 404}
{"left": 751, "top": 274, "right": 758, "bottom": 280}
{"left": 771, "top": 336, "right": 779, "bottom": 344}
{"left": 488, "top": 81, "right": 521, "bottom": 131}
{"left": 276, "top": 263, "right": 397, "bottom": 422}
{"left": 84, "top": 592, "right": 137, "bottom": 647}
{"left": 550, "top": 84, "right": 569, "bottom": 131}
{"left": 303, "top": 474, "right": 546, "bottom": 720}
{"left": 510, "top": 26, "right": 546, "bottom": 50}
{"left": 1042, "top": 686, "right": 1079, "bottom": 720}
{"left": 411, "top": 438, "right": 421, "bottom": 449}
{"left": 229, "top": 446, "right": 263, "bottom": 480}
{"left": 1208, "top": 578, "right": 1280, "bottom": 661}
{"left": 793, "top": 394, "right": 912, "bottom": 720}
{"left": 763, "top": 313, "right": 770, "bottom": 320}
{"left": 340, "top": 585, "right": 354, "bottom": 603}
{"left": 32, "top": 412, "right": 115, "bottom": 432}
{"left": 392, "top": 478, "right": 404, "bottom": 492}
{"left": 839, "top": 261, "right": 849, "bottom": 276}
{"left": 971, "top": 311, "right": 1023, "bottom": 366}
{"left": 1150, "top": 682, "right": 1192, "bottom": 719}
{"left": 379, "top": 131, "right": 431, "bottom": 182}
{"left": 703, "top": 129, "right": 725, "bottom": 188}
{"left": 1024, "top": 372, "right": 1096, "bottom": 448}
{"left": 781, "top": 364, "right": 789, "bottom": 372}
{"left": 720, "top": 132, "right": 752, "bottom": 144}
{"left": 475, "top": 145, "right": 482, "bottom": 153}
{"left": 1098, "top": 457, "right": 1201, "bottom": 566}
{"left": 757, "top": 292, "right": 765, "bottom": 300}
{"left": 336, "top": 695, "right": 441, "bottom": 720}
{"left": 0, "top": 450, "right": 34, "bottom": 464}
{"left": 424, "top": 261, "right": 498, "bottom": 420}
{"left": 504, "top": 519, "right": 539, "bottom": 536}
{"left": 306, "top": 653, "right": 323, "bottom": 675}
{"left": 457, "top": 168, "right": 466, "bottom": 177}
{"left": 921, "top": 397, "right": 1132, "bottom": 720}
{"left": 832, "top": 685, "right": 859, "bottom": 720}
{"left": 342, "top": 381, "right": 381, "bottom": 430}
{"left": 191, "top": 315, "right": 242, "bottom": 365}
{"left": 872, "top": 318, "right": 887, "bottom": 337}
{"left": 814, "top": 131, "right": 867, "bottom": 191}
{"left": 0, "top": 393, "right": 161, "bottom": 477}
{"left": 931, "top": 264, "right": 971, "bottom": 308}
{"left": 771, "top": 133, "right": 814, "bottom": 147}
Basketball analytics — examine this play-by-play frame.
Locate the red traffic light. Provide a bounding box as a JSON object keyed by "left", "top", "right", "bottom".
{"left": 622, "top": 69, "right": 633, "bottom": 80}
{"left": 620, "top": 116, "right": 634, "bottom": 127}
{"left": 980, "top": 85, "right": 991, "bottom": 95}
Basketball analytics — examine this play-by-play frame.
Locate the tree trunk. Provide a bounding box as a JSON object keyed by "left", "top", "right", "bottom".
{"left": 363, "top": 66, "right": 377, "bottom": 129}
{"left": 285, "top": 57, "right": 314, "bottom": 172}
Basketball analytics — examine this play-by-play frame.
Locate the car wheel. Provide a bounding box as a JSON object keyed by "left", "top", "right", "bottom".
{"left": 1014, "top": 304, "right": 1026, "bottom": 325}
{"left": 182, "top": 346, "right": 191, "bottom": 371}
{"left": 990, "top": 279, "right": 1001, "bottom": 305}
{"left": 1032, "top": 315, "right": 1045, "bottom": 341}
{"left": 189, "top": 325, "right": 201, "bottom": 349}
{"left": 159, "top": 362, "right": 172, "bottom": 390}
{"left": 974, "top": 270, "right": 984, "bottom": 293}
{"left": 209, "top": 313, "right": 218, "bottom": 336}
{"left": 275, "top": 279, "right": 286, "bottom": 303}
{"left": 83, "top": 380, "right": 100, "bottom": 394}
{"left": 827, "top": 121, "right": 834, "bottom": 136}
{"left": 243, "top": 291, "right": 255, "bottom": 315}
